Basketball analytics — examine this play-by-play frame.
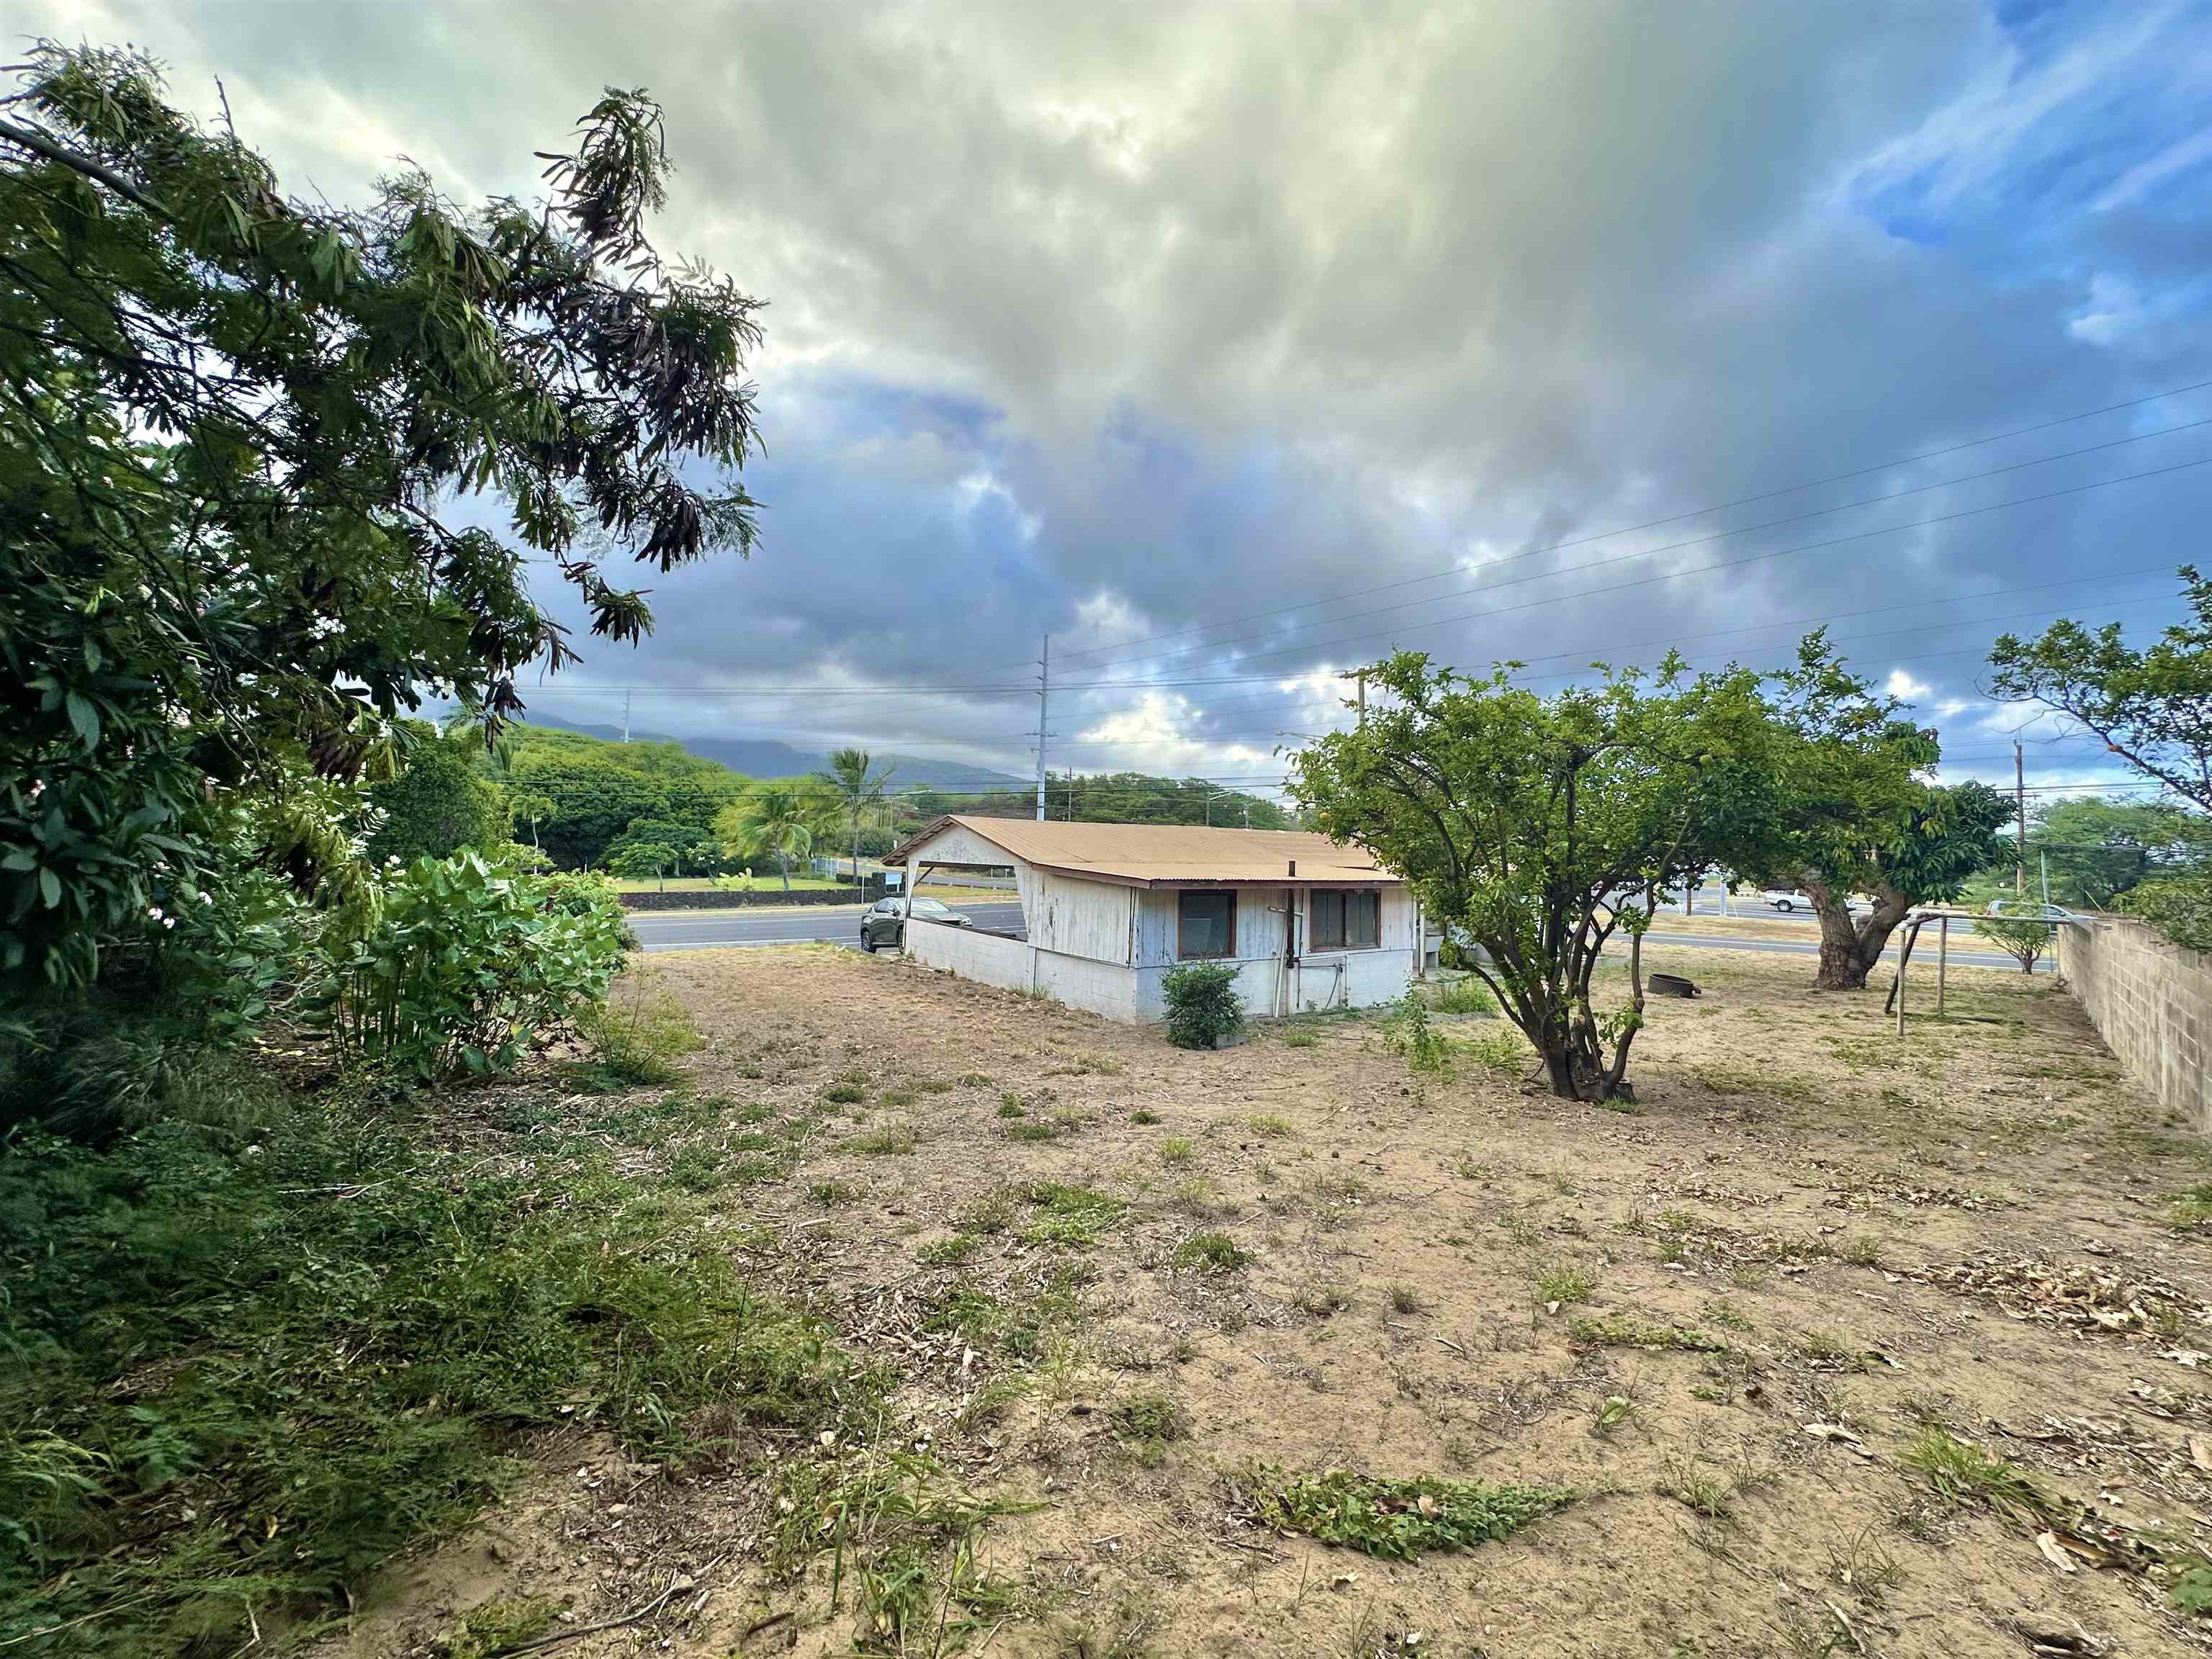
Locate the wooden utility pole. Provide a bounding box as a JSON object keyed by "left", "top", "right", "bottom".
{"left": 2015, "top": 738, "right": 2027, "bottom": 897}
{"left": 1355, "top": 670, "right": 1367, "bottom": 726}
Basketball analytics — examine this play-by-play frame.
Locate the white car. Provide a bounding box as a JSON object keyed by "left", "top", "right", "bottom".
{"left": 1761, "top": 889, "right": 1868, "bottom": 914}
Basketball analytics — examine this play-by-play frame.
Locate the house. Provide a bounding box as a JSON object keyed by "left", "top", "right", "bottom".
{"left": 882, "top": 815, "right": 1421, "bottom": 1022}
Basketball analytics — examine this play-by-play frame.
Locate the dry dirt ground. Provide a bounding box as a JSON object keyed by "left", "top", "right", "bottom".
{"left": 333, "top": 943, "right": 2212, "bottom": 1659}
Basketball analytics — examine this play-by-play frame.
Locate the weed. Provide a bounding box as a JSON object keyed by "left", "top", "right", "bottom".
{"left": 1293, "top": 1277, "right": 1351, "bottom": 1316}
{"left": 1113, "top": 1392, "right": 1187, "bottom": 1465}
{"left": 446, "top": 1596, "right": 562, "bottom": 1659}
{"left": 997, "top": 1097, "right": 1026, "bottom": 1118}
{"left": 1498, "top": 1210, "right": 1540, "bottom": 1248}
{"left": 850, "top": 1122, "right": 920, "bottom": 1156}
{"left": 914, "top": 1076, "right": 956, "bottom": 1095}
{"left": 957, "top": 1187, "right": 1020, "bottom": 1236}
{"left": 666, "top": 1144, "right": 727, "bottom": 1191}
{"left": 1130, "top": 1107, "right": 1163, "bottom": 1125}
{"left": 1794, "top": 1329, "right": 1869, "bottom": 1372}
{"left": 1591, "top": 1390, "right": 1636, "bottom": 1436}
{"left": 1004, "top": 1120, "right": 1061, "bottom": 1142}
{"left": 1428, "top": 979, "right": 1497, "bottom": 1016}
{"left": 1175, "top": 1231, "right": 1250, "bottom": 1272}
{"left": 1655, "top": 1446, "right": 1735, "bottom": 1521}
{"left": 571, "top": 969, "right": 700, "bottom": 1087}
{"left": 1462, "top": 1026, "right": 1529, "bottom": 1077}
{"left": 1388, "top": 1282, "right": 1429, "bottom": 1316}
{"left": 1899, "top": 1426, "right": 2046, "bottom": 1519}
{"left": 1701, "top": 1299, "right": 1753, "bottom": 1333}
{"left": 1826, "top": 1524, "right": 1905, "bottom": 1606}
{"left": 1571, "top": 1315, "right": 1727, "bottom": 1352}
{"left": 1159, "top": 1136, "right": 1195, "bottom": 1166}
{"left": 878, "top": 1087, "right": 918, "bottom": 1109}
{"left": 1842, "top": 1233, "right": 1883, "bottom": 1267}
{"left": 1246, "top": 1112, "right": 1296, "bottom": 1139}
{"left": 1281, "top": 1029, "right": 1320, "bottom": 1048}
{"left": 825, "top": 1083, "right": 866, "bottom": 1105}
{"left": 1245, "top": 1467, "right": 1567, "bottom": 1561}
{"left": 918, "top": 1233, "right": 981, "bottom": 1267}
{"left": 1022, "top": 1183, "right": 1125, "bottom": 1248}
{"left": 958, "top": 1071, "right": 992, "bottom": 1087}
{"left": 810, "top": 1178, "right": 859, "bottom": 1205}
{"left": 1534, "top": 1262, "right": 1593, "bottom": 1305}
{"left": 1455, "top": 1154, "right": 1491, "bottom": 1182}
{"left": 2171, "top": 1183, "right": 2212, "bottom": 1228}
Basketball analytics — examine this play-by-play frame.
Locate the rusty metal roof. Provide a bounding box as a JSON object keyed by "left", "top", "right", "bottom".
{"left": 886, "top": 814, "right": 1401, "bottom": 889}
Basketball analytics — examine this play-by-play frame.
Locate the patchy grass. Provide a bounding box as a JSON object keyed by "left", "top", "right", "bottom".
{"left": 1570, "top": 1314, "right": 1728, "bottom": 1352}
{"left": 1020, "top": 1183, "right": 1125, "bottom": 1248}
{"left": 2170, "top": 1183, "right": 2212, "bottom": 1229}
{"left": 1534, "top": 1262, "right": 1595, "bottom": 1305}
{"left": 1244, "top": 1112, "right": 1297, "bottom": 1139}
{"left": 1174, "top": 1231, "right": 1250, "bottom": 1272}
{"left": 1280, "top": 1028, "right": 1320, "bottom": 1048}
{"left": 1244, "top": 1468, "right": 1568, "bottom": 1561}
{"left": 1158, "top": 1136, "right": 1195, "bottom": 1166}
{"left": 849, "top": 1121, "right": 921, "bottom": 1156}
{"left": 917, "top": 1233, "right": 983, "bottom": 1267}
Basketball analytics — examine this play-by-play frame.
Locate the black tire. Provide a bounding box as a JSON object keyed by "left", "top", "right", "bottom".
{"left": 1774, "top": 899, "right": 1793, "bottom": 912}
{"left": 860, "top": 929, "right": 876, "bottom": 953}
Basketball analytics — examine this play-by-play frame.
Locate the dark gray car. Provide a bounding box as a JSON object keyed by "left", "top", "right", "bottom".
{"left": 859, "top": 896, "right": 973, "bottom": 950}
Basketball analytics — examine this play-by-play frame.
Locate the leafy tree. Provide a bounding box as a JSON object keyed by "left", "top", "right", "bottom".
{"left": 0, "top": 45, "right": 765, "bottom": 989}
{"left": 715, "top": 788, "right": 820, "bottom": 892}
{"left": 365, "top": 724, "right": 510, "bottom": 863}
{"left": 1290, "top": 652, "right": 1770, "bottom": 1102}
{"left": 1732, "top": 639, "right": 2013, "bottom": 989}
{"left": 2027, "top": 796, "right": 2203, "bottom": 909}
{"left": 1990, "top": 567, "right": 2212, "bottom": 811}
{"left": 503, "top": 726, "right": 746, "bottom": 868}
{"left": 604, "top": 817, "right": 719, "bottom": 887}
{"left": 817, "top": 747, "right": 894, "bottom": 881}
{"left": 1975, "top": 914, "right": 2053, "bottom": 974}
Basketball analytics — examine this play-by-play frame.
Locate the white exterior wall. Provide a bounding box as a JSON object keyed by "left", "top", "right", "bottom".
{"left": 902, "top": 917, "right": 1139, "bottom": 1021}
{"left": 1128, "top": 884, "right": 1418, "bottom": 1020}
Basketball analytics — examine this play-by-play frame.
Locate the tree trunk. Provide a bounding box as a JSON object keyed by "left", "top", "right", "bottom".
{"left": 778, "top": 849, "right": 791, "bottom": 893}
{"left": 1806, "top": 876, "right": 1909, "bottom": 991}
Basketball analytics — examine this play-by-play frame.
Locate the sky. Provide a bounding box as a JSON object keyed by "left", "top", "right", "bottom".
{"left": 24, "top": 0, "right": 2212, "bottom": 809}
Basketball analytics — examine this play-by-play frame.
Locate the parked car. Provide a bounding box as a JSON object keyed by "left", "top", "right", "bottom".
{"left": 860, "top": 896, "right": 973, "bottom": 951}
{"left": 1760, "top": 889, "right": 1869, "bottom": 914}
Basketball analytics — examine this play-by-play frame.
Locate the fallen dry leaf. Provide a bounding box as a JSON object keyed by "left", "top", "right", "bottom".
{"left": 2036, "top": 1531, "right": 2078, "bottom": 1574}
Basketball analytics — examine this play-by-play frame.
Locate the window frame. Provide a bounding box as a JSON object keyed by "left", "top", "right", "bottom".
{"left": 1308, "top": 887, "right": 1382, "bottom": 952}
{"left": 1176, "top": 889, "right": 1238, "bottom": 961}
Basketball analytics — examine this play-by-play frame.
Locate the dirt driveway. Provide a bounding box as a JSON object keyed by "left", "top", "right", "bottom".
{"left": 344, "top": 942, "right": 2212, "bottom": 1658}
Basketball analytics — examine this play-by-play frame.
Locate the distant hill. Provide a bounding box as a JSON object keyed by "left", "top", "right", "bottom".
{"left": 513, "top": 709, "right": 1028, "bottom": 791}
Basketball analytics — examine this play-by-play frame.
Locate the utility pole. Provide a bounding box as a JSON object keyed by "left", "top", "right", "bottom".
{"left": 1356, "top": 670, "right": 1367, "bottom": 727}
{"left": 622, "top": 688, "right": 632, "bottom": 744}
{"left": 2014, "top": 737, "right": 2026, "bottom": 897}
{"left": 1033, "top": 634, "right": 1051, "bottom": 822}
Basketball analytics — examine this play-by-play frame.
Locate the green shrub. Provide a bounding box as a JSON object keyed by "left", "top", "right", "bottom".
{"left": 0, "top": 1068, "right": 866, "bottom": 1654}
{"left": 1974, "top": 914, "right": 2053, "bottom": 973}
{"left": 1161, "top": 962, "right": 1244, "bottom": 1050}
{"left": 1245, "top": 1467, "right": 1566, "bottom": 1560}
{"left": 572, "top": 968, "right": 700, "bottom": 1086}
{"left": 303, "top": 853, "right": 630, "bottom": 1079}
{"left": 1428, "top": 978, "right": 1496, "bottom": 1016}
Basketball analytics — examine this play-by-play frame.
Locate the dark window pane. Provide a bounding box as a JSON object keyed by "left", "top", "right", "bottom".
{"left": 1351, "top": 891, "right": 1380, "bottom": 948}
{"left": 1311, "top": 890, "right": 1345, "bottom": 950}
{"left": 1179, "top": 891, "right": 1235, "bottom": 958}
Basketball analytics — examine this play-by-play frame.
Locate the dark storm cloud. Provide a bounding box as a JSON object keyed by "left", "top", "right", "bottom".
{"left": 25, "top": 0, "right": 2212, "bottom": 792}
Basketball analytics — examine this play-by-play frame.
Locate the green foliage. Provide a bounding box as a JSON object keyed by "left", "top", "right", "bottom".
{"left": 1992, "top": 567, "right": 2212, "bottom": 816}
{"left": 2126, "top": 871, "right": 2212, "bottom": 953}
{"left": 899, "top": 771, "right": 1293, "bottom": 831}
{"left": 1292, "top": 651, "right": 1768, "bottom": 1100}
{"left": 1427, "top": 977, "right": 1497, "bottom": 1016}
{"left": 500, "top": 727, "right": 751, "bottom": 871}
{"left": 1736, "top": 638, "right": 2015, "bottom": 986}
{"left": 366, "top": 724, "right": 511, "bottom": 863}
{"left": 2026, "top": 796, "right": 2206, "bottom": 907}
{"left": 2169, "top": 1183, "right": 2212, "bottom": 1229}
{"left": 817, "top": 747, "right": 896, "bottom": 878}
{"left": 303, "top": 853, "right": 630, "bottom": 1078}
{"left": 1974, "top": 914, "right": 2053, "bottom": 972}
{"left": 0, "top": 46, "right": 765, "bottom": 990}
{"left": 1161, "top": 961, "right": 1245, "bottom": 1050}
{"left": 1385, "top": 991, "right": 1455, "bottom": 1074}
{"left": 0, "top": 1069, "right": 863, "bottom": 1655}
{"left": 715, "top": 785, "right": 830, "bottom": 891}
{"left": 571, "top": 968, "right": 700, "bottom": 1087}
{"left": 603, "top": 815, "right": 721, "bottom": 882}
{"left": 1245, "top": 1467, "right": 1567, "bottom": 1561}
{"left": 1173, "top": 1230, "right": 1249, "bottom": 1272}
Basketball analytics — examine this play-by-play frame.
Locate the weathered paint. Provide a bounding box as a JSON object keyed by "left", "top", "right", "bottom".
{"left": 899, "top": 834, "right": 1417, "bottom": 1024}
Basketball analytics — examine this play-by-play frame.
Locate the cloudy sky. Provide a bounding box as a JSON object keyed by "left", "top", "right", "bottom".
{"left": 27, "top": 0, "right": 2212, "bottom": 806}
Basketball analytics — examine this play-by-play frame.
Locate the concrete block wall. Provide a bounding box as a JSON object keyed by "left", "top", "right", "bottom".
{"left": 2058, "top": 916, "right": 2212, "bottom": 1130}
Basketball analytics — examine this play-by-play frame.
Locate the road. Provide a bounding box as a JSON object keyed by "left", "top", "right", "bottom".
{"left": 631, "top": 902, "right": 2046, "bottom": 972}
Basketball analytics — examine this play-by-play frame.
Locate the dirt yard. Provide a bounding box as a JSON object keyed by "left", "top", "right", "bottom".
{"left": 336, "top": 941, "right": 2212, "bottom": 1658}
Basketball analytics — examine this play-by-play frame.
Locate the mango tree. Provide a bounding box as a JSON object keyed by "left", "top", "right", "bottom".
{"left": 1290, "top": 652, "right": 1771, "bottom": 1102}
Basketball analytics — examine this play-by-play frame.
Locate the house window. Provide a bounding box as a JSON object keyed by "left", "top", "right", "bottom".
{"left": 1177, "top": 890, "right": 1236, "bottom": 959}
{"left": 1310, "top": 889, "right": 1381, "bottom": 950}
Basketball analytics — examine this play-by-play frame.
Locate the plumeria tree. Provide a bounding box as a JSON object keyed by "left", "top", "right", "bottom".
{"left": 1, "top": 44, "right": 766, "bottom": 988}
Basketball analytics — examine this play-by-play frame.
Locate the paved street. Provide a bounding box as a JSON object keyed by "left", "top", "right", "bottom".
{"left": 631, "top": 902, "right": 2046, "bottom": 972}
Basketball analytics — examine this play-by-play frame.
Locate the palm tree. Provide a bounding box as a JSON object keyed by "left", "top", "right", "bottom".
{"left": 717, "top": 789, "right": 817, "bottom": 893}
{"left": 817, "top": 747, "right": 896, "bottom": 883}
